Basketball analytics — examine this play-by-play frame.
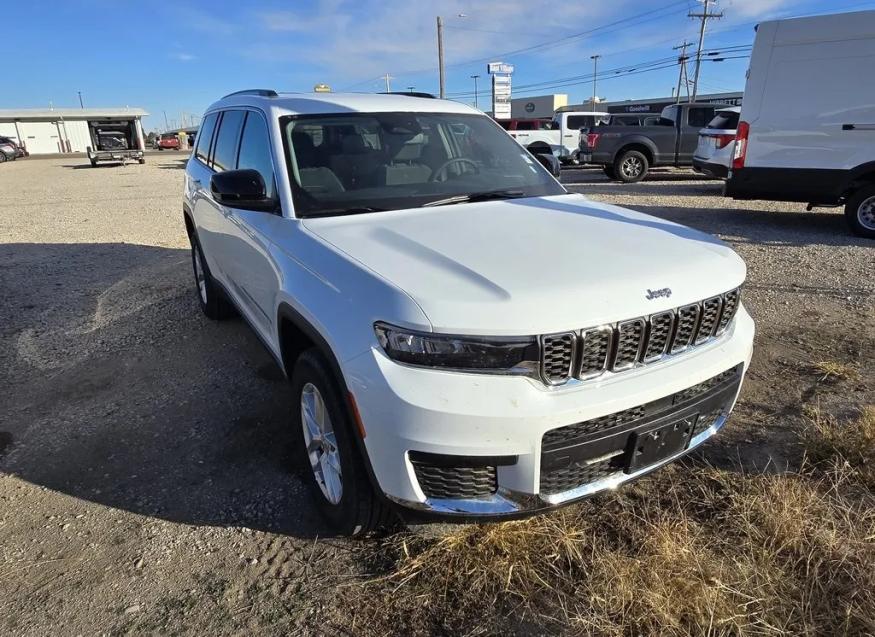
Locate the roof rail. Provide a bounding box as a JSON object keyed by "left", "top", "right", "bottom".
{"left": 379, "top": 91, "right": 437, "bottom": 99}
{"left": 221, "top": 89, "right": 279, "bottom": 99}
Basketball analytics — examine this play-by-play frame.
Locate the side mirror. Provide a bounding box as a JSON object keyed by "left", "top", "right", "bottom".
{"left": 533, "top": 152, "right": 561, "bottom": 177}
{"left": 210, "top": 169, "right": 276, "bottom": 211}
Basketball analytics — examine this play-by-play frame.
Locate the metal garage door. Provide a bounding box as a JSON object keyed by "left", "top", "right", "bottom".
{"left": 18, "top": 121, "right": 63, "bottom": 154}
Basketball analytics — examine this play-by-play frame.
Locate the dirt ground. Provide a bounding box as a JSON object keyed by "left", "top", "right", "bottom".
{"left": 1, "top": 155, "right": 872, "bottom": 635}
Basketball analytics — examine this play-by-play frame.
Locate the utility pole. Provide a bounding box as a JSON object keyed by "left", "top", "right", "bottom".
{"left": 590, "top": 55, "right": 601, "bottom": 108}
{"left": 436, "top": 16, "right": 445, "bottom": 98}
{"left": 163, "top": 111, "right": 169, "bottom": 131}
{"left": 689, "top": 0, "right": 723, "bottom": 102}
{"left": 406, "top": 86, "right": 415, "bottom": 94}
{"left": 470, "top": 74, "right": 480, "bottom": 108}
{"left": 77, "top": 91, "right": 84, "bottom": 109}
{"left": 673, "top": 41, "right": 692, "bottom": 104}
{"left": 382, "top": 73, "right": 393, "bottom": 92}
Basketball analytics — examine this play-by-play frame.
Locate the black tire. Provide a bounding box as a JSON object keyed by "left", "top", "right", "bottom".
{"left": 844, "top": 184, "right": 875, "bottom": 239}
{"left": 291, "top": 348, "right": 394, "bottom": 536}
{"left": 188, "top": 231, "right": 233, "bottom": 320}
{"left": 138, "top": 158, "right": 146, "bottom": 164}
{"left": 0, "top": 153, "right": 7, "bottom": 163}
{"left": 614, "top": 149, "right": 649, "bottom": 183}
{"left": 90, "top": 158, "right": 98, "bottom": 167}
{"left": 602, "top": 165, "right": 617, "bottom": 180}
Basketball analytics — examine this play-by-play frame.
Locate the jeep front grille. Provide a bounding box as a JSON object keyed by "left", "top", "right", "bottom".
{"left": 541, "top": 333, "right": 575, "bottom": 385}
{"left": 537, "top": 288, "right": 741, "bottom": 385}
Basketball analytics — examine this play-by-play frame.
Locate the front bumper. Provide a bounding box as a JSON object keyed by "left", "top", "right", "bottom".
{"left": 344, "top": 307, "right": 754, "bottom": 518}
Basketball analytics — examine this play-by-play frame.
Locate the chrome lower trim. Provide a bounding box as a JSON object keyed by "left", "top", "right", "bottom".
{"left": 387, "top": 414, "right": 729, "bottom": 517}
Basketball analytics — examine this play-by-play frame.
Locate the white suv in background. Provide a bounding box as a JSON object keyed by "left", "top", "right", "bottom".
{"left": 693, "top": 106, "right": 740, "bottom": 179}
{"left": 183, "top": 90, "right": 754, "bottom": 535}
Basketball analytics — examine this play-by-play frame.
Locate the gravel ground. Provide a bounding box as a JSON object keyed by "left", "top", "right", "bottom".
{"left": 1, "top": 156, "right": 872, "bottom": 635}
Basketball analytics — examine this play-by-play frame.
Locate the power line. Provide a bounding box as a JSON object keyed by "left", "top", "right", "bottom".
{"left": 342, "top": 0, "right": 690, "bottom": 88}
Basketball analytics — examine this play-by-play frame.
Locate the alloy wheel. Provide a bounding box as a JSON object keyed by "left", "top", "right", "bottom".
{"left": 301, "top": 383, "right": 343, "bottom": 505}
{"left": 622, "top": 156, "right": 643, "bottom": 178}
{"left": 858, "top": 195, "right": 875, "bottom": 231}
{"left": 192, "top": 244, "right": 207, "bottom": 304}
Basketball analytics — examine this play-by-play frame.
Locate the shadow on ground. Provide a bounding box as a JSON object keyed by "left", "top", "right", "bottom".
{"left": 1, "top": 242, "right": 327, "bottom": 538}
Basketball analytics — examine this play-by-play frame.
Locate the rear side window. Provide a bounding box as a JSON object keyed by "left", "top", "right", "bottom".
{"left": 687, "top": 107, "right": 715, "bottom": 128}
{"left": 237, "top": 112, "right": 276, "bottom": 200}
{"left": 194, "top": 113, "right": 218, "bottom": 164}
{"left": 516, "top": 121, "right": 536, "bottom": 131}
{"left": 706, "top": 111, "right": 740, "bottom": 130}
{"left": 212, "top": 110, "right": 245, "bottom": 172}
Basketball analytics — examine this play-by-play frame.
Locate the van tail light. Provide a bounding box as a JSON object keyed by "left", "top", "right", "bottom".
{"left": 715, "top": 134, "right": 735, "bottom": 149}
{"left": 732, "top": 121, "right": 749, "bottom": 169}
{"left": 586, "top": 133, "right": 600, "bottom": 149}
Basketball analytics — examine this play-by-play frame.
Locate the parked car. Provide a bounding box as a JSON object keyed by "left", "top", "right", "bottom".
{"left": 184, "top": 89, "right": 753, "bottom": 535}
{"left": 0, "top": 140, "right": 17, "bottom": 162}
{"left": 496, "top": 118, "right": 553, "bottom": 131}
{"left": 589, "top": 102, "right": 732, "bottom": 182}
{"left": 0, "top": 136, "right": 27, "bottom": 158}
{"left": 578, "top": 114, "right": 661, "bottom": 162}
{"left": 157, "top": 133, "right": 180, "bottom": 150}
{"left": 725, "top": 9, "right": 875, "bottom": 238}
{"left": 504, "top": 110, "right": 609, "bottom": 164}
{"left": 692, "top": 107, "right": 740, "bottom": 179}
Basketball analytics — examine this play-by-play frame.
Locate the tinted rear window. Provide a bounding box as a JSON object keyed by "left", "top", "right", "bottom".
{"left": 706, "top": 111, "right": 740, "bottom": 130}
{"left": 212, "top": 110, "right": 246, "bottom": 172}
{"left": 195, "top": 113, "right": 218, "bottom": 164}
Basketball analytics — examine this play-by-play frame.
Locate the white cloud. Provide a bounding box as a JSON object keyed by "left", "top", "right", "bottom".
{"left": 723, "top": 0, "right": 794, "bottom": 19}
{"left": 170, "top": 52, "right": 196, "bottom": 62}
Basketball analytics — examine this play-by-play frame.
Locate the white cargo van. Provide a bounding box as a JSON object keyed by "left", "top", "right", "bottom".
{"left": 725, "top": 10, "right": 875, "bottom": 238}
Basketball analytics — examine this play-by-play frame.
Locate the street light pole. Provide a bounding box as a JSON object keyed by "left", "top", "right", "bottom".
{"left": 470, "top": 74, "right": 480, "bottom": 108}
{"left": 436, "top": 16, "right": 445, "bottom": 98}
{"left": 590, "top": 55, "right": 601, "bottom": 107}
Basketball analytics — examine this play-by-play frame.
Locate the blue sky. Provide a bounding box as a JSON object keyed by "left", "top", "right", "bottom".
{"left": 6, "top": 0, "right": 875, "bottom": 131}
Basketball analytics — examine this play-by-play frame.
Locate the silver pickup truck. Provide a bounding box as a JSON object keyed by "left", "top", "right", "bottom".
{"left": 585, "top": 103, "right": 731, "bottom": 182}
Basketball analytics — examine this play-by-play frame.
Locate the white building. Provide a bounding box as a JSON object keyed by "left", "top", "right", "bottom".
{"left": 0, "top": 108, "right": 148, "bottom": 154}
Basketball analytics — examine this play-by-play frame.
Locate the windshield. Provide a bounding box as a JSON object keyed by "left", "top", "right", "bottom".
{"left": 281, "top": 112, "right": 565, "bottom": 217}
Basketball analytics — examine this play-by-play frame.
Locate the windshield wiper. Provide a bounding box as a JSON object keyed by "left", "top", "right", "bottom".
{"left": 422, "top": 189, "right": 527, "bottom": 208}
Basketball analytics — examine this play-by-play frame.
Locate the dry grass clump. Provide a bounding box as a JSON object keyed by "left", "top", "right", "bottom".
{"left": 810, "top": 360, "right": 861, "bottom": 383}
{"left": 802, "top": 405, "right": 875, "bottom": 488}
{"left": 347, "top": 463, "right": 875, "bottom": 636}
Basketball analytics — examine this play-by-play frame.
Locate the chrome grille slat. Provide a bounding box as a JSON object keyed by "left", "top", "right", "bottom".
{"left": 539, "top": 288, "right": 741, "bottom": 386}
{"left": 541, "top": 333, "right": 575, "bottom": 385}
{"left": 670, "top": 303, "right": 700, "bottom": 354}
{"left": 578, "top": 327, "right": 613, "bottom": 379}
{"left": 642, "top": 311, "right": 675, "bottom": 362}
{"left": 694, "top": 296, "right": 723, "bottom": 345}
{"left": 612, "top": 318, "right": 646, "bottom": 371}
{"left": 716, "top": 289, "right": 739, "bottom": 334}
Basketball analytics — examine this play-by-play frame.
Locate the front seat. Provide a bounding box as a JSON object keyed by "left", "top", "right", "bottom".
{"left": 330, "top": 135, "right": 377, "bottom": 189}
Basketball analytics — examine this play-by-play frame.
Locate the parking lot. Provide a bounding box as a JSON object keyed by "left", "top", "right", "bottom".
{"left": 1, "top": 155, "right": 873, "bottom": 634}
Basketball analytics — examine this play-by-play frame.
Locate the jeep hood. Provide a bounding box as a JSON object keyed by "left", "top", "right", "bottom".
{"left": 302, "top": 194, "right": 745, "bottom": 335}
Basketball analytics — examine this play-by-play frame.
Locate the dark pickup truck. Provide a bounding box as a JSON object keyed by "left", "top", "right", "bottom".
{"left": 587, "top": 102, "right": 732, "bottom": 182}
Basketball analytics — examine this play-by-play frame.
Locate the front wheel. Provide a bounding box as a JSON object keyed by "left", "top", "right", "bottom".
{"left": 188, "top": 231, "right": 233, "bottom": 319}
{"left": 614, "top": 149, "right": 649, "bottom": 183}
{"left": 291, "top": 349, "right": 394, "bottom": 536}
{"left": 844, "top": 184, "right": 875, "bottom": 239}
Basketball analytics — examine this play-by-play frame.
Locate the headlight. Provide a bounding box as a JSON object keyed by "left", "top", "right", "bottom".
{"left": 374, "top": 322, "right": 539, "bottom": 377}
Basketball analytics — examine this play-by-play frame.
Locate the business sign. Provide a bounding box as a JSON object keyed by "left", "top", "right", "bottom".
{"left": 524, "top": 102, "right": 535, "bottom": 113}
{"left": 487, "top": 62, "right": 514, "bottom": 75}
{"left": 489, "top": 61, "right": 513, "bottom": 120}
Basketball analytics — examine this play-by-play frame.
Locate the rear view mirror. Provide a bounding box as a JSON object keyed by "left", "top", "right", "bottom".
{"left": 210, "top": 169, "right": 276, "bottom": 212}
{"left": 533, "top": 152, "right": 561, "bottom": 177}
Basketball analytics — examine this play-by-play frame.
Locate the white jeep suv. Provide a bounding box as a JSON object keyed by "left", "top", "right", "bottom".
{"left": 183, "top": 90, "right": 754, "bottom": 535}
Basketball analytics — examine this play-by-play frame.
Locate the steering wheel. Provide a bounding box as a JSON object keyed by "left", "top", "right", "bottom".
{"left": 430, "top": 157, "right": 480, "bottom": 182}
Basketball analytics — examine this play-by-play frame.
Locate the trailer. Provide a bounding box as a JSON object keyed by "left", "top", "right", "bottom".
{"left": 87, "top": 117, "right": 146, "bottom": 166}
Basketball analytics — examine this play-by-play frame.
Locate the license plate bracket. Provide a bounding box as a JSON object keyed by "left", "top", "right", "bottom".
{"left": 626, "top": 416, "right": 697, "bottom": 473}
